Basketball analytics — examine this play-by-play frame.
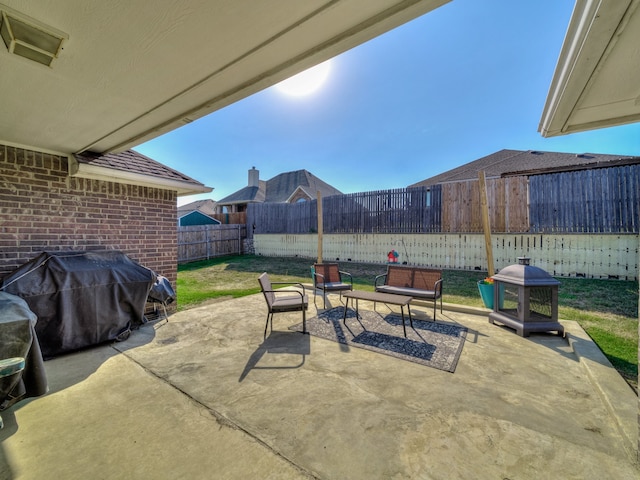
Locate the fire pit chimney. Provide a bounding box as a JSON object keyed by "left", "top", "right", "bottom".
{"left": 488, "top": 257, "right": 563, "bottom": 337}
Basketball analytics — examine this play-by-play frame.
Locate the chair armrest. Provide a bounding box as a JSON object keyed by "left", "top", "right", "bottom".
{"left": 311, "top": 272, "right": 324, "bottom": 288}
{"left": 434, "top": 278, "right": 443, "bottom": 295}
{"left": 339, "top": 271, "right": 353, "bottom": 285}
{"left": 374, "top": 273, "right": 387, "bottom": 288}
{"left": 270, "top": 282, "right": 306, "bottom": 295}
{"left": 263, "top": 289, "right": 305, "bottom": 299}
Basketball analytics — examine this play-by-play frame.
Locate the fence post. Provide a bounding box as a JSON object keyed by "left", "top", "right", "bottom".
{"left": 479, "top": 171, "right": 495, "bottom": 276}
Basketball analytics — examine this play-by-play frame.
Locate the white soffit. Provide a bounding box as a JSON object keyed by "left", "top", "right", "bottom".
{"left": 539, "top": 0, "right": 640, "bottom": 137}
{"left": 0, "top": 0, "right": 449, "bottom": 155}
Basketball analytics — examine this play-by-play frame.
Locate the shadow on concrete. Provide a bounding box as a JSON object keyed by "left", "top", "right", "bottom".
{"left": 0, "top": 318, "right": 160, "bottom": 479}
{"left": 239, "top": 330, "right": 310, "bottom": 382}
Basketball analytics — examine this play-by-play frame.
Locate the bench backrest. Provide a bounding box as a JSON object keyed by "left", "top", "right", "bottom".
{"left": 413, "top": 268, "right": 441, "bottom": 290}
{"left": 386, "top": 265, "right": 441, "bottom": 290}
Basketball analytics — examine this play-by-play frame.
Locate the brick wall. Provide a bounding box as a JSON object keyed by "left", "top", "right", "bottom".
{"left": 0, "top": 144, "right": 178, "bottom": 285}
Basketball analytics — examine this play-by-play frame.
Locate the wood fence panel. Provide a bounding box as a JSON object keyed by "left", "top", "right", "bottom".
{"left": 442, "top": 177, "right": 529, "bottom": 234}
{"left": 212, "top": 212, "right": 246, "bottom": 225}
{"left": 529, "top": 165, "right": 640, "bottom": 233}
{"left": 504, "top": 176, "right": 529, "bottom": 232}
{"left": 177, "top": 224, "right": 246, "bottom": 264}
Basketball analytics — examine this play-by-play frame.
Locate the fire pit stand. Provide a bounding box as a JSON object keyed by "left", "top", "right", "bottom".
{"left": 488, "top": 257, "right": 563, "bottom": 337}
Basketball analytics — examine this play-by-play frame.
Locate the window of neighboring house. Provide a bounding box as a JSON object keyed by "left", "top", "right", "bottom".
{"left": 426, "top": 188, "right": 431, "bottom": 207}
{"left": 222, "top": 206, "right": 229, "bottom": 214}
{"left": 296, "top": 198, "right": 307, "bottom": 203}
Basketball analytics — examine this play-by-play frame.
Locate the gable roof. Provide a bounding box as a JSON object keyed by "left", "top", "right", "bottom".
{"left": 265, "top": 170, "right": 342, "bottom": 202}
{"left": 409, "top": 149, "right": 640, "bottom": 187}
{"left": 70, "top": 150, "right": 212, "bottom": 196}
{"left": 218, "top": 181, "right": 267, "bottom": 205}
{"left": 178, "top": 199, "right": 218, "bottom": 216}
{"left": 218, "top": 170, "right": 341, "bottom": 205}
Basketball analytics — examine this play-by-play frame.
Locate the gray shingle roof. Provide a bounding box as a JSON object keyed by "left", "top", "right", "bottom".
{"left": 217, "top": 182, "right": 266, "bottom": 204}
{"left": 264, "top": 170, "right": 341, "bottom": 202}
{"left": 177, "top": 199, "right": 217, "bottom": 215}
{"left": 74, "top": 149, "right": 205, "bottom": 186}
{"left": 409, "top": 149, "right": 640, "bottom": 187}
{"left": 218, "top": 170, "right": 341, "bottom": 204}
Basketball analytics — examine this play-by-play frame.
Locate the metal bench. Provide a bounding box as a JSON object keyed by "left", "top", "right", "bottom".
{"left": 375, "top": 265, "right": 443, "bottom": 320}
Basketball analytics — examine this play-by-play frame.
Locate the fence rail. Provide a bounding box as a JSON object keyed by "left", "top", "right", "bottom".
{"left": 177, "top": 224, "right": 246, "bottom": 264}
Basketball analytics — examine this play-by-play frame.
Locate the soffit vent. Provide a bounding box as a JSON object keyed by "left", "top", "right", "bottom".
{"left": 0, "top": 5, "right": 67, "bottom": 67}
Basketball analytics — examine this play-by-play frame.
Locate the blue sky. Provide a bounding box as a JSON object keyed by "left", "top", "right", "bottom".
{"left": 136, "top": 0, "right": 640, "bottom": 206}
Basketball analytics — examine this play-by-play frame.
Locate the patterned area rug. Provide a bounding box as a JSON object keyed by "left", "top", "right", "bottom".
{"left": 290, "top": 307, "right": 468, "bottom": 372}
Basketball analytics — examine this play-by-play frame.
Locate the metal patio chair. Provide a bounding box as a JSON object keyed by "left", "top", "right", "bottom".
{"left": 312, "top": 263, "right": 353, "bottom": 309}
{"left": 258, "top": 272, "right": 308, "bottom": 337}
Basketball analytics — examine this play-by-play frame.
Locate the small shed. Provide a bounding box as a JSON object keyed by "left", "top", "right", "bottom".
{"left": 178, "top": 211, "right": 221, "bottom": 227}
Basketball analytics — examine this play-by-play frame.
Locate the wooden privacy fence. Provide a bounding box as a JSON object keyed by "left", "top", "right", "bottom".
{"left": 441, "top": 176, "right": 529, "bottom": 232}
{"left": 247, "top": 186, "right": 442, "bottom": 235}
{"left": 254, "top": 232, "right": 639, "bottom": 280}
{"left": 529, "top": 166, "right": 640, "bottom": 233}
{"left": 212, "top": 212, "right": 246, "bottom": 225}
{"left": 178, "top": 224, "right": 246, "bottom": 264}
{"left": 247, "top": 165, "right": 640, "bottom": 235}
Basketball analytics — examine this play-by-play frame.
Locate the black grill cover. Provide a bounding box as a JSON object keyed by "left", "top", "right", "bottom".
{"left": 0, "top": 251, "right": 156, "bottom": 358}
{"left": 0, "top": 292, "right": 48, "bottom": 409}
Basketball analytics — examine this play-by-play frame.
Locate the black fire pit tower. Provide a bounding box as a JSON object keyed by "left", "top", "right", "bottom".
{"left": 488, "top": 257, "right": 563, "bottom": 337}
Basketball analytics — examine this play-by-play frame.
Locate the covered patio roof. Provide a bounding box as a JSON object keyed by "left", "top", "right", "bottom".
{"left": 539, "top": 0, "right": 640, "bottom": 136}
{"left": 0, "top": 0, "right": 448, "bottom": 155}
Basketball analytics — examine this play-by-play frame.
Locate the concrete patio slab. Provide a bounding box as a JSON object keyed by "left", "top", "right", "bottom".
{"left": 1, "top": 293, "right": 638, "bottom": 479}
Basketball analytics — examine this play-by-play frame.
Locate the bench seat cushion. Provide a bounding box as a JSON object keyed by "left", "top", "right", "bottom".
{"left": 376, "top": 285, "right": 438, "bottom": 299}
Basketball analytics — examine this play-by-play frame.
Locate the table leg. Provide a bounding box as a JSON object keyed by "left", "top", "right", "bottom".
{"left": 343, "top": 298, "right": 349, "bottom": 325}
{"left": 400, "top": 306, "right": 407, "bottom": 337}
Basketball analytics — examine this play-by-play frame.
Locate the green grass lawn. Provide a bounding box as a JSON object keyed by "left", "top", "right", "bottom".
{"left": 177, "top": 254, "right": 639, "bottom": 389}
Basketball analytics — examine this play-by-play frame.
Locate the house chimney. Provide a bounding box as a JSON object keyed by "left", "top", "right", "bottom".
{"left": 248, "top": 166, "right": 259, "bottom": 187}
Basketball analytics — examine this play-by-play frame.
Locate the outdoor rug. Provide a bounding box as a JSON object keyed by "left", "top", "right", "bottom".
{"left": 290, "top": 307, "right": 468, "bottom": 372}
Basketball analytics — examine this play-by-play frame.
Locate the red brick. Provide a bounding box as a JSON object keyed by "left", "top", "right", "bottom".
{"left": 0, "top": 144, "right": 179, "bottom": 282}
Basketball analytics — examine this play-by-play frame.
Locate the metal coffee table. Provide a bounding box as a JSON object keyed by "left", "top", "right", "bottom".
{"left": 342, "top": 290, "right": 413, "bottom": 337}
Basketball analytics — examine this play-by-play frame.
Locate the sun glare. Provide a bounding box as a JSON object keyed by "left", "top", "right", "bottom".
{"left": 275, "top": 60, "right": 332, "bottom": 97}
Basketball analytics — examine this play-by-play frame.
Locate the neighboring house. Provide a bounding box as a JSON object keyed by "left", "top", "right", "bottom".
{"left": 177, "top": 199, "right": 221, "bottom": 226}
{"left": 409, "top": 149, "right": 640, "bottom": 187}
{"left": 218, "top": 167, "right": 342, "bottom": 213}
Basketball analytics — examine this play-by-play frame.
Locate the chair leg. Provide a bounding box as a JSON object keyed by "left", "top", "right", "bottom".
{"left": 264, "top": 312, "right": 272, "bottom": 338}
{"left": 323, "top": 289, "right": 327, "bottom": 309}
{"left": 302, "top": 308, "right": 307, "bottom": 334}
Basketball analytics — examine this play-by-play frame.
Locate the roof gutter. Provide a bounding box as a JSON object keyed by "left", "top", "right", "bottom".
{"left": 68, "top": 156, "right": 212, "bottom": 196}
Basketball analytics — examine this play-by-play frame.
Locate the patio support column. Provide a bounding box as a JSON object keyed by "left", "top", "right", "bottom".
{"left": 317, "top": 190, "right": 323, "bottom": 263}
{"left": 479, "top": 171, "right": 494, "bottom": 276}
